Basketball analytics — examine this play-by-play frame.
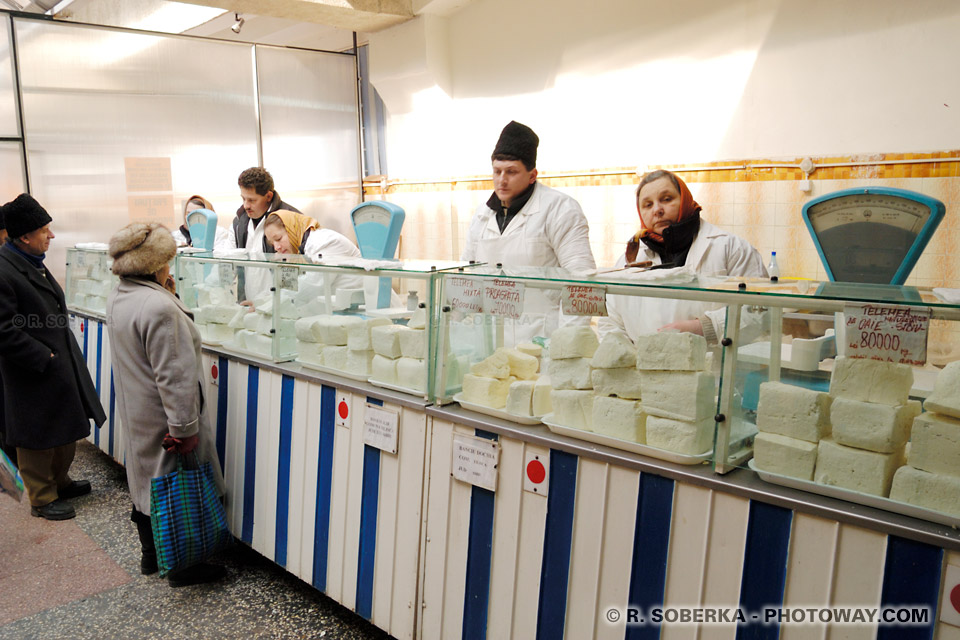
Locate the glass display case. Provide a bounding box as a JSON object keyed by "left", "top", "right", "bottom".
{"left": 434, "top": 266, "right": 960, "bottom": 523}
{"left": 65, "top": 245, "right": 117, "bottom": 318}
{"left": 175, "top": 251, "right": 478, "bottom": 400}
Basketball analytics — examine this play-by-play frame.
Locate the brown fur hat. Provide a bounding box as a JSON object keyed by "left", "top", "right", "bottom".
{"left": 109, "top": 222, "right": 177, "bottom": 276}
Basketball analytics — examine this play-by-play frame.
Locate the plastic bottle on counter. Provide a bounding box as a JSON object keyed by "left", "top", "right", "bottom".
{"left": 407, "top": 291, "right": 419, "bottom": 310}
{"left": 767, "top": 251, "right": 780, "bottom": 280}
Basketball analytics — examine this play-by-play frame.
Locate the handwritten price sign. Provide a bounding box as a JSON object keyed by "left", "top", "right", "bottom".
{"left": 843, "top": 303, "right": 930, "bottom": 365}
{"left": 482, "top": 279, "right": 525, "bottom": 319}
{"left": 445, "top": 276, "right": 484, "bottom": 313}
{"left": 561, "top": 285, "right": 607, "bottom": 317}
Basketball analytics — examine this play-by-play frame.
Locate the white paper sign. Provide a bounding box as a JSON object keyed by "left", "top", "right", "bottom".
{"left": 561, "top": 284, "right": 608, "bottom": 317}
{"left": 280, "top": 266, "right": 299, "bottom": 291}
{"left": 843, "top": 303, "right": 931, "bottom": 365}
{"left": 482, "top": 279, "right": 525, "bottom": 319}
{"left": 452, "top": 433, "right": 499, "bottom": 492}
{"left": 363, "top": 403, "right": 399, "bottom": 454}
{"left": 445, "top": 276, "right": 484, "bottom": 313}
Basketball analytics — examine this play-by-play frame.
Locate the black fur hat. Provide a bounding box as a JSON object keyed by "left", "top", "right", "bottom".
{"left": 492, "top": 121, "right": 539, "bottom": 169}
{"left": 3, "top": 194, "right": 52, "bottom": 239}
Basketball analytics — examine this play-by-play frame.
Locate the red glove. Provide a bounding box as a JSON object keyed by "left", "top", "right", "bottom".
{"left": 162, "top": 433, "right": 199, "bottom": 454}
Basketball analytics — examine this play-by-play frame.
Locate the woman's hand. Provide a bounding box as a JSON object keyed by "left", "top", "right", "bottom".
{"left": 162, "top": 275, "right": 177, "bottom": 295}
{"left": 658, "top": 319, "right": 704, "bottom": 335}
{"left": 240, "top": 300, "right": 255, "bottom": 310}
{"left": 162, "top": 433, "right": 199, "bottom": 454}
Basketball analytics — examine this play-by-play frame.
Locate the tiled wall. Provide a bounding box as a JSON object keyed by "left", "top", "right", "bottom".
{"left": 367, "top": 152, "right": 960, "bottom": 348}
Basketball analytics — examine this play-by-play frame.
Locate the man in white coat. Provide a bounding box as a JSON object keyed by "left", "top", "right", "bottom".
{"left": 461, "top": 121, "right": 596, "bottom": 342}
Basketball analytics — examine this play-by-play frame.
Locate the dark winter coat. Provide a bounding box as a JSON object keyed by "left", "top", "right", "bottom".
{"left": 0, "top": 244, "right": 106, "bottom": 449}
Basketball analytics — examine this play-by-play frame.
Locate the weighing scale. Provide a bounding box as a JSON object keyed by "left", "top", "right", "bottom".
{"left": 350, "top": 201, "right": 405, "bottom": 308}
{"left": 741, "top": 187, "right": 946, "bottom": 411}
{"left": 185, "top": 208, "right": 218, "bottom": 251}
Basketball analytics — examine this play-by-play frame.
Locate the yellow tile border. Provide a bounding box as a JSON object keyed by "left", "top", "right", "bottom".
{"left": 363, "top": 151, "right": 960, "bottom": 196}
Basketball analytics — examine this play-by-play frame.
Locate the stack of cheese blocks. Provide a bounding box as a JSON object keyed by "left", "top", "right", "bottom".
{"left": 71, "top": 258, "right": 116, "bottom": 312}
{"left": 504, "top": 343, "right": 550, "bottom": 418}
{"left": 637, "top": 332, "right": 716, "bottom": 455}
{"left": 548, "top": 326, "right": 600, "bottom": 430}
{"left": 753, "top": 381, "right": 832, "bottom": 481}
{"left": 588, "top": 333, "right": 645, "bottom": 443}
{"left": 295, "top": 313, "right": 369, "bottom": 371}
{"left": 463, "top": 346, "right": 541, "bottom": 411}
{"left": 889, "top": 360, "right": 960, "bottom": 516}
{"left": 192, "top": 285, "right": 243, "bottom": 344}
{"left": 813, "top": 357, "right": 916, "bottom": 497}
{"left": 370, "top": 309, "right": 429, "bottom": 392}
{"left": 231, "top": 290, "right": 298, "bottom": 358}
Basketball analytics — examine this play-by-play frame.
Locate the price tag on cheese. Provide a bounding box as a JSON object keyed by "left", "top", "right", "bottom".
{"left": 843, "top": 303, "right": 931, "bottom": 365}
{"left": 482, "top": 278, "right": 525, "bottom": 319}
{"left": 561, "top": 284, "right": 608, "bottom": 317}
{"left": 445, "top": 276, "right": 484, "bottom": 313}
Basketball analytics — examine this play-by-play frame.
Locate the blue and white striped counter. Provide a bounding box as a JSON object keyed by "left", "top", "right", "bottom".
{"left": 424, "top": 404, "right": 960, "bottom": 640}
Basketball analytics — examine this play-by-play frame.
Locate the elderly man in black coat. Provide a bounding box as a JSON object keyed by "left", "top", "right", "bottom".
{"left": 0, "top": 194, "right": 106, "bottom": 520}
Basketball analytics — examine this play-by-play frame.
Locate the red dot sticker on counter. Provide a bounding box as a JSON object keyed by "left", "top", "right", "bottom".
{"left": 211, "top": 363, "right": 218, "bottom": 380}
{"left": 335, "top": 393, "right": 350, "bottom": 428}
{"left": 940, "top": 563, "right": 960, "bottom": 626}
{"left": 338, "top": 401, "right": 349, "bottom": 420}
{"left": 523, "top": 451, "right": 549, "bottom": 496}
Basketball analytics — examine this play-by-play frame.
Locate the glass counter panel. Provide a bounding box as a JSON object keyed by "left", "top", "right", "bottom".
{"left": 718, "top": 297, "right": 960, "bottom": 527}
{"left": 65, "top": 247, "right": 118, "bottom": 317}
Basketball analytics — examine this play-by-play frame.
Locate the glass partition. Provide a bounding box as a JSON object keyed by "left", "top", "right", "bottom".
{"left": 0, "top": 15, "right": 19, "bottom": 137}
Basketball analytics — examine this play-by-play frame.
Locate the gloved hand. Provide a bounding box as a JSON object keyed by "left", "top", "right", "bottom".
{"left": 162, "top": 433, "right": 199, "bottom": 454}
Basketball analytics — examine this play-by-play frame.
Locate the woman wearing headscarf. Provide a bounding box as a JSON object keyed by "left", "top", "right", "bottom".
{"left": 599, "top": 170, "right": 767, "bottom": 343}
{"left": 262, "top": 210, "right": 365, "bottom": 292}
{"left": 171, "top": 195, "right": 232, "bottom": 250}
{"left": 106, "top": 222, "right": 226, "bottom": 587}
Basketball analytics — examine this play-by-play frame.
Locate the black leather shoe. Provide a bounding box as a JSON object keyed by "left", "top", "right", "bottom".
{"left": 141, "top": 552, "right": 158, "bottom": 576}
{"left": 31, "top": 500, "right": 76, "bottom": 520}
{"left": 167, "top": 563, "right": 226, "bottom": 588}
{"left": 58, "top": 480, "right": 92, "bottom": 500}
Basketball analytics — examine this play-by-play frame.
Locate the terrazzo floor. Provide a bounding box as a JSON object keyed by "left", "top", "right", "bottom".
{"left": 0, "top": 440, "right": 392, "bottom": 640}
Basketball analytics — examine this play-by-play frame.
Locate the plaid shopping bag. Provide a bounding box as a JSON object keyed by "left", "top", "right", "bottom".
{"left": 0, "top": 448, "right": 23, "bottom": 502}
{"left": 150, "top": 453, "right": 232, "bottom": 576}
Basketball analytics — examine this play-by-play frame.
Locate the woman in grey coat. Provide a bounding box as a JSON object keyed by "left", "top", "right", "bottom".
{"left": 106, "top": 222, "right": 226, "bottom": 587}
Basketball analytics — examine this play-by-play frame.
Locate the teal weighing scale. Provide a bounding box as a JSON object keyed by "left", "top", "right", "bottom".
{"left": 350, "top": 201, "right": 405, "bottom": 309}
{"left": 185, "top": 208, "right": 218, "bottom": 251}
{"left": 741, "top": 187, "right": 945, "bottom": 411}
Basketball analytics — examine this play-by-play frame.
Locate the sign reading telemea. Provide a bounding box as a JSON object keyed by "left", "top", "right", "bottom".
{"left": 843, "top": 303, "right": 931, "bottom": 365}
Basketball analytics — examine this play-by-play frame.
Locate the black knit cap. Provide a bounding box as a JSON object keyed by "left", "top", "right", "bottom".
{"left": 492, "top": 121, "right": 539, "bottom": 169}
{"left": 4, "top": 193, "right": 52, "bottom": 239}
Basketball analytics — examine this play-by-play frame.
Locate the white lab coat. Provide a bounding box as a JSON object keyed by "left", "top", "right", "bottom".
{"left": 301, "top": 228, "right": 365, "bottom": 292}
{"left": 461, "top": 182, "right": 596, "bottom": 342}
{"left": 599, "top": 220, "right": 768, "bottom": 342}
{"left": 238, "top": 217, "right": 273, "bottom": 302}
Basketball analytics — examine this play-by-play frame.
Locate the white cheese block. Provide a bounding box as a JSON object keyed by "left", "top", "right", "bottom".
{"left": 497, "top": 347, "right": 539, "bottom": 380}
{"left": 322, "top": 345, "right": 348, "bottom": 370}
{"left": 345, "top": 349, "right": 374, "bottom": 376}
{"left": 533, "top": 378, "right": 552, "bottom": 416}
{"left": 831, "top": 398, "right": 921, "bottom": 453}
{"left": 198, "top": 285, "right": 233, "bottom": 306}
{"left": 907, "top": 411, "right": 960, "bottom": 477}
{"left": 829, "top": 356, "right": 913, "bottom": 406}
{"left": 548, "top": 357, "right": 593, "bottom": 390}
{"left": 399, "top": 328, "right": 427, "bottom": 359}
{"left": 408, "top": 307, "right": 427, "bottom": 330}
{"left": 346, "top": 317, "right": 391, "bottom": 351}
{"left": 86, "top": 295, "right": 106, "bottom": 311}
{"left": 645, "top": 415, "right": 713, "bottom": 455}
{"left": 551, "top": 389, "right": 595, "bottom": 430}
{"left": 756, "top": 381, "right": 831, "bottom": 443}
{"left": 297, "top": 341, "right": 324, "bottom": 365}
{"left": 549, "top": 326, "right": 599, "bottom": 360}
{"left": 516, "top": 342, "right": 542, "bottom": 358}
{"left": 196, "top": 323, "right": 208, "bottom": 341}
{"left": 227, "top": 307, "right": 249, "bottom": 330}
{"left": 471, "top": 351, "right": 511, "bottom": 380}
{"left": 397, "top": 357, "right": 427, "bottom": 392}
{"left": 889, "top": 465, "right": 960, "bottom": 517}
{"left": 233, "top": 329, "right": 255, "bottom": 349}
{"left": 506, "top": 380, "right": 536, "bottom": 416}
{"left": 462, "top": 374, "right": 513, "bottom": 409}
{"left": 206, "top": 323, "right": 235, "bottom": 343}
{"left": 814, "top": 438, "right": 904, "bottom": 497}
{"left": 371, "top": 324, "right": 408, "bottom": 358}
{"left": 591, "top": 396, "right": 646, "bottom": 443}
{"left": 314, "top": 315, "right": 366, "bottom": 345}
{"left": 247, "top": 333, "right": 274, "bottom": 357}
{"left": 372, "top": 355, "right": 398, "bottom": 384}
{"left": 634, "top": 332, "right": 707, "bottom": 371}
{"left": 198, "top": 304, "right": 240, "bottom": 325}
{"left": 241, "top": 312, "right": 260, "bottom": 332}
{"left": 753, "top": 432, "right": 818, "bottom": 481}
{"left": 639, "top": 370, "right": 716, "bottom": 422}
{"left": 590, "top": 333, "right": 637, "bottom": 369}
{"left": 923, "top": 360, "right": 960, "bottom": 420}
{"left": 591, "top": 367, "right": 643, "bottom": 400}
{"left": 294, "top": 316, "right": 320, "bottom": 342}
